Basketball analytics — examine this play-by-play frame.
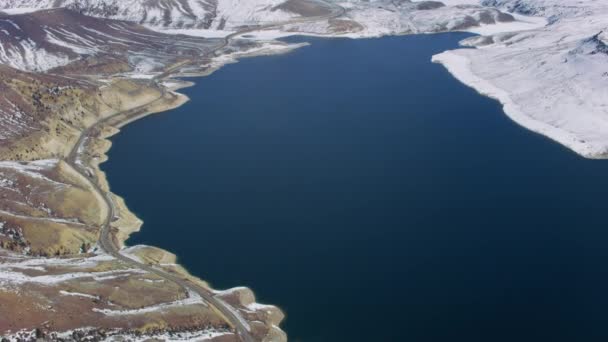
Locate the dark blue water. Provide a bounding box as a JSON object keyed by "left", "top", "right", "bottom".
{"left": 103, "top": 34, "right": 608, "bottom": 342}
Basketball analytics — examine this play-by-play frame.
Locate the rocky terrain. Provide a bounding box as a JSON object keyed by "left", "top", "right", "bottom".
{"left": 0, "top": 0, "right": 605, "bottom": 341}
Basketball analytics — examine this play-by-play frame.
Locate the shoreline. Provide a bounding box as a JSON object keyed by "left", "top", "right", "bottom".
{"left": 80, "top": 16, "right": 556, "bottom": 339}
{"left": 28, "top": 5, "right": 566, "bottom": 339}
{"left": 60, "top": 4, "right": 349, "bottom": 336}
{"left": 70, "top": 44, "right": 312, "bottom": 342}
{"left": 74, "top": 88, "right": 283, "bottom": 341}
{"left": 431, "top": 50, "right": 600, "bottom": 159}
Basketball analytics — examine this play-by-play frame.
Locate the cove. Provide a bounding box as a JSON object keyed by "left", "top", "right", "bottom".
{"left": 102, "top": 33, "right": 608, "bottom": 342}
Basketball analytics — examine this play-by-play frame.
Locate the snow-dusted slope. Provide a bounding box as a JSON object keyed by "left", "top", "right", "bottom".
{"left": 0, "top": 8, "right": 214, "bottom": 72}
{"left": 0, "top": 0, "right": 298, "bottom": 29}
{"left": 481, "top": 0, "right": 596, "bottom": 22}
{"left": 434, "top": 0, "right": 608, "bottom": 157}
{"left": 250, "top": 0, "right": 522, "bottom": 38}
{"left": 336, "top": 0, "right": 515, "bottom": 37}
{"left": 0, "top": 0, "right": 528, "bottom": 38}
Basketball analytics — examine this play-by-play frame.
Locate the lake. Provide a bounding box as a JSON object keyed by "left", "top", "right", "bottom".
{"left": 103, "top": 33, "right": 608, "bottom": 342}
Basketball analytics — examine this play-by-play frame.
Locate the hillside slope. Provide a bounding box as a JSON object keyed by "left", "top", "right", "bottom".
{"left": 0, "top": 8, "right": 216, "bottom": 72}
{"left": 433, "top": 0, "right": 608, "bottom": 157}
{"left": 0, "top": 0, "right": 302, "bottom": 29}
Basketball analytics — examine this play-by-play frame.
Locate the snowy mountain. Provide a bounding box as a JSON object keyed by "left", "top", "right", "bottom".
{"left": 0, "top": 8, "right": 214, "bottom": 72}
{"left": 0, "top": 0, "right": 526, "bottom": 34}
{"left": 0, "top": 0, "right": 302, "bottom": 29}
{"left": 0, "top": 0, "right": 525, "bottom": 73}
{"left": 329, "top": 0, "right": 516, "bottom": 37}
{"left": 481, "top": 0, "right": 596, "bottom": 22}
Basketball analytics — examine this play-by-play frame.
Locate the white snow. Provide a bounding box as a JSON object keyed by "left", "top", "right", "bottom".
{"left": 0, "top": 159, "right": 74, "bottom": 191}
{"left": 0, "top": 0, "right": 295, "bottom": 30}
{"left": 0, "top": 159, "right": 58, "bottom": 179}
{"left": 199, "top": 41, "right": 308, "bottom": 76}
{"left": 126, "top": 330, "right": 231, "bottom": 342}
{"left": 0, "top": 7, "right": 41, "bottom": 15}
{"left": 145, "top": 26, "right": 233, "bottom": 39}
{"left": 0, "top": 267, "right": 145, "bottom": 286}
{"left": 432, "top": 51, "right": 593, "bottom": 155}
{"left": 44, "top": 28, "right": 98, "bottom": 55}
{"left": 93, "top": 288, "right": 206, "bottom": 316}
{"left": 59, "top": 290, "right": 100, "bottom": 299}
{"left": 465, "top": 13, "right": 547, "bottom": 35}
{"left": 0, "top": 38, "right": 71, "bottom": 71}
{"left": 0, "top": 252, "right": 135, "bottom": 288}
{"left": 0, "top": 209, "right": 87, "bottom": 227}
{"left": 3, "top": 327, "right": 231, "bottom": 342}
{"left": 412, "top": 0, "right": 482, "bottom": 5}
{"left": 433, "top": 0, "right": 608, "bottom": 157}
{"left": 246, "top": 302, "right": 276, "bottom": 315}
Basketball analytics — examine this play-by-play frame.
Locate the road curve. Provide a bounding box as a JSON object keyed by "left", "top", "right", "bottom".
{"left": 66, "top": 2, "right": 345, "bottom": 342}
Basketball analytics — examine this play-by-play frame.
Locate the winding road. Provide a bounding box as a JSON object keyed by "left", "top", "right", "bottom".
{"left": 65, "top": 2, "right": 346, "bottom": 342}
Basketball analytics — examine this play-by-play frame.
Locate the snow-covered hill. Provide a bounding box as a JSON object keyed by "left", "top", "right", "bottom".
{"left": 323, "top": 0, "right": 517, "bottom": 37}
{"left": 434, "top": 0, "right": 608, "bottom": 157}
{"left": 0, "top": 8, "right": 214, "bottom": 72}
{"left": 0, "top": 0, "right": 300, "bottom": 29}
{"left": 0, "top": 0, "right": 531, "bottom": 35}
{"left": 481, "top": 0, "right": 596, "bottom": 22}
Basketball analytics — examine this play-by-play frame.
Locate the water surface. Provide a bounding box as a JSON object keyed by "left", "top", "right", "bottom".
{"left": 103, "top": 34, "right": 608, "bottom": 342}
